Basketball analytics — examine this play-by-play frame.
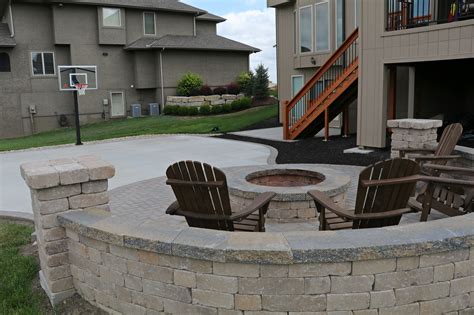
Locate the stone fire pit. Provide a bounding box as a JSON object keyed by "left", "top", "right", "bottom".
{"left": 225, "top": 165, "right": 350, "bottom": 223}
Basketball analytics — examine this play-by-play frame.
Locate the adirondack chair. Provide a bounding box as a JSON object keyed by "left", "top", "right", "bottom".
{"left": 165, "top": 161, "right": 276, "bottom": 232}
{"left": 308, "top": 158, "right": 421, "bottom": 230}
{"left": 399, "top": 123, "right": 463, "bottom": 169}
{"left": 409, "top": 164, "right": 474, "bottom": 221}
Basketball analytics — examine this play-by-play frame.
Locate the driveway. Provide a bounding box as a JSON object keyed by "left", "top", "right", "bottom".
{"left": 0, "top": 135, "right": 275, "bottom": 214}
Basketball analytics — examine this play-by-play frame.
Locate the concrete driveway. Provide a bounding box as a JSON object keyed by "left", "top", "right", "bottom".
{"left": 0, "top": 135, "right": 275, "bottom": 214}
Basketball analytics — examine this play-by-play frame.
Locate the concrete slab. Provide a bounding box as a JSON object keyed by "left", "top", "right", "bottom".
{"left": 231, "top": 127, "right": 341, "bottom": 142}
{"left": 0, "top": 135, "right": 274, "bottom": 214}
{"left": 343, "top": 147, "right": 375, "bottom": 154}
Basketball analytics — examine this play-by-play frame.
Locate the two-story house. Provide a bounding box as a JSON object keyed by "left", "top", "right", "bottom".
{"left": 0, "top": 0, "right": 259, "bottom": 138}
{"left": 268, "top": 0, "right": 474, "bottom": 148}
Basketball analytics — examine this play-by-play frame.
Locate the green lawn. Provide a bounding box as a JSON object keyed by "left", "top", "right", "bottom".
{"left": 0, "top": 105, "right": 278, "bottom": 152}
{"left": 0, "top": 222, "right": 41, "bottom": 314}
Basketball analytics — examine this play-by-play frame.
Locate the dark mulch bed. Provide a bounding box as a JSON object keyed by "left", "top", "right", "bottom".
{"left": 218, "top": 134, "right": 391, "bottom": 167}
{"left": 251, "top": 96, "right": 278, "bottom": 107}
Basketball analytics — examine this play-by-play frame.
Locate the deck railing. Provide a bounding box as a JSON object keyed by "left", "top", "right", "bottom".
{"left": 386, "top": 0, "right": 474, "bottom": 31}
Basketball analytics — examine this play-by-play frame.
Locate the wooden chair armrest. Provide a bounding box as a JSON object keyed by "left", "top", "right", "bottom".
{"left": 166, "top": 179, "right": 225, "bottom": 188}
{"left": 352, "top": 208, "right": 412, "bottom": 220}
{"left": 423, "top": 164, "right": 474, "bottom": 175}
{"left": 414, "top": 155, "right": 461, "bottom": 162}
{"left": 361, "top": 175, "right": 421, "bottom": 187}
{"left": 419, "top": 175, "right": 474, "bottom": 188}
{"left": 230, "top": 192, "right": 276, "bottom": 221}
{"left": 308, "top": 190, "right": 356, "bottom": 220}
{"left": 165, "top": 200, "right": 181, "bottom": 215}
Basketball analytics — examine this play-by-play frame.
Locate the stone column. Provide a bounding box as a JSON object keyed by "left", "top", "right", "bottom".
{"left": 387, "top": 119, "right": 442, "bottom": 158}
{"left": 20, "top": 155, "right": 115, "bottom": 305}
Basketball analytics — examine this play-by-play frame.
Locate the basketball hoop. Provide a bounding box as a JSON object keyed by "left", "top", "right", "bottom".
{"left": 74, "top": 83, "right": 88, "bottom": 96}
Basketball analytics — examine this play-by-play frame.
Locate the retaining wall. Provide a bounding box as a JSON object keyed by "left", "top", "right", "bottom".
{"left": 21, "top": 157, "right": 474, "bottom": 315}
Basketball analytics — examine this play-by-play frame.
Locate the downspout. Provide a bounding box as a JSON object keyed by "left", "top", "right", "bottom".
{"left": 9, "top": 4, "right": 15, "bottom": 37}
{"left": 159, "top": 48, "right": 165, "bottom": 107}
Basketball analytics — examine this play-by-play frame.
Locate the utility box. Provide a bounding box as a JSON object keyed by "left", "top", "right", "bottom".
{"left": 149, "top": 103, "right": 160, "bottom": 116}
{"left": 131, "top": 104, "right": 142, "bottom": 117}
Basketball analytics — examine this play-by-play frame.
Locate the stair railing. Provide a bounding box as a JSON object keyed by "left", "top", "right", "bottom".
{"left": 284, "top": 28, "right": 359, "bottom": 140}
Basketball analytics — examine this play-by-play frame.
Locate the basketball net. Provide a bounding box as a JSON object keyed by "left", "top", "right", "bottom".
{"left": 74, "top": 83, "right": 88, "bottom": 96}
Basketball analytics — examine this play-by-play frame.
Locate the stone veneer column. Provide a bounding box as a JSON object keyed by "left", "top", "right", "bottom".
{"left": 387, "top": 119, "right": 442, "bottom": 158}
{"left": 20, "top": 155, "right": 115, "bottom": 305}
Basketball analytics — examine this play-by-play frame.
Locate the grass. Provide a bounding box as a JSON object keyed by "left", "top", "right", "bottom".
{"left": 0, "top": 221, "right": 41, "bottom": 314}
{"left": 0, "top": 105, "right": 278, "bottom": 152}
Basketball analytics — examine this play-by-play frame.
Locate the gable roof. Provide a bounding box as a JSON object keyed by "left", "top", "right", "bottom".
{"left": 126, "top": 33, "right": 260, "bottom": 53}
{"left": 196, "top": 12, "right": 226, "bottom": 23}
{"left": 0, "top": 23, "right": 15, "bottom": 47}
{"left": 16, "top": 0, "right": 207, "bottom": 14}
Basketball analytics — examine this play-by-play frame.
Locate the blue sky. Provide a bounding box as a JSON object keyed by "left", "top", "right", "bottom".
{"left": 182, "top": 0, "right": 277, "bottom": 82}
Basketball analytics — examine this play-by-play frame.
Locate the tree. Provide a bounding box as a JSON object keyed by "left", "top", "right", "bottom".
{"left": 253, "top": 64, "right": 269, "bottom": 100}
{"left": 237, "top": 71, "right": 255, "bottom": 97}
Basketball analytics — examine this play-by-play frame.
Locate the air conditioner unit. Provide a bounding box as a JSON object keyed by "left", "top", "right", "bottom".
{"left": 131, "top": 104, "right": 141, "bottom": 117}
{"left": 149, "top": 103, "right": 160, "bottom": 116}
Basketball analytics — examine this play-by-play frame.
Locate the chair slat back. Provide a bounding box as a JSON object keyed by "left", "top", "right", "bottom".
{"left": 433, "top": 123, "right": 463, "bottom": 164}
{"left": 354, "top": 159, "right": 420, "bottom": 229}
{"left": 166, "top": 161, "right": 234, "bottom": 230}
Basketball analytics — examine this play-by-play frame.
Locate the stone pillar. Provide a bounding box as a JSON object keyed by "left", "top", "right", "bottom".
{"left": 20, "top": 155, "right": 115, "bottom": 305}
{"left": 387, "top": 119, "right": 442, "bottom": 158}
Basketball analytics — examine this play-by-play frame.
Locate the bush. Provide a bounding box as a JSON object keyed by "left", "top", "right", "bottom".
{"left": 213, "top": 86, "right": 227, "bottom": 95}
{"left": 176, "top": 72, "right": 203, "bottom": 96}
{"left": 239, "top": 96, "right": 252, "bottom": 109}
{"left": 222, "top": 104, "right": 232, "bottom": 113}
{"left": 253, "top": 64, "right": 270, "bottom": 100}
{"left": 210, "top": 105, "right": 223, "bottom": 115}
{"left": 177, "top": 106, "right": 189, "bottom": 116}
{"left": 231, "top": 100, "right": 242, "bottom": 111}
{"left": 187, "top": 107, "right": 199, "bottom": 116}
{"left": 200, "top": 85, "right": 212, "bottom": 96}
{"left": 199, "top": 105, "right": 211, "bottom": 115}
{"left": 163, "top": 105, "right": 179, "bottom": 115}
{"left": 188, "top": 88, "right": 201, "bottom": 96}
{"left": 237, "top": 71, "right": 255, "bottom": 97}
{"left": 226, "top": 82, "right": 240, "bottom": 95}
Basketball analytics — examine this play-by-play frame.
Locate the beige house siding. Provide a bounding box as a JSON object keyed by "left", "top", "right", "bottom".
{"left": 357, "top": 0, "right": 474, "bottom": 148}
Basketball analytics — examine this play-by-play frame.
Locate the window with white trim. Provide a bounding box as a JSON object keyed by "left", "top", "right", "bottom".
{"left": 299, "top": 6, "right": 313, "bottom": 53}
{"left": 336, "top": 0, "right": 344, "bottom": 48}
{"left": 31, "top": 52, "right": 55, "bottom": 76}
{"left": 144, "top": 12, "right": 156, "bottom": 35}
{"left": 315, "top": 1, "right": 330, "bottom": 52}
{"left": 103, "top": 8, "right": 121, "bottom": 27}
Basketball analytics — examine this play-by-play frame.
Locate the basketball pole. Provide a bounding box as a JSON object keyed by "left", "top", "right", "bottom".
{"left": 73, "top": 90, "right": 83, "bottom": 145}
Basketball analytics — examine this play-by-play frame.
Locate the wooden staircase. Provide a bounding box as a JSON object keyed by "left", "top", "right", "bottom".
{"left": 284, "top": 29, "right": 359, "bottom": 140}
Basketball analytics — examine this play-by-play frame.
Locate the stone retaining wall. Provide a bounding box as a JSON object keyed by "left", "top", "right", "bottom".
{"left": 166, "top": 94, "right": 245, "bottom": 107}
{"left": 21, "top": 157, "right": 474, "bottom": 314}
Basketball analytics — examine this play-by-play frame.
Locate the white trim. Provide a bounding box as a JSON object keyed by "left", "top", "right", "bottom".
{"left": 193, "top": 16, "right": 196, "bottom": 36}
{"left": 299, "top": 5, "right": 313, "bottom": 54}
{"left": 109, "top": 91, "right": 126, "bottom": 117}
{"left": 9, "top": 5, "right": 15, "bottom": 37}
{"left": 102, "top": 7, "right": 122, "bottom": 27}
{"left": 354, "top": 0, "right": 359, "bottom": 29}
{"left": 58, "top": 65, "right": 98, "bottom": 91}
{"left": 293, "top": 10, "right": 297, "bottom": 55}
{"left": 314, "top": 0, "right": 331, "bottom": 53}
{"left": 143, "top": 11, "right": 156, "bottom": 36}
{"left": 335, "top": 0, "right": 344, "bottom": 49}
{"left": 291, "top": 74, "right": 304, "bottom": 97}
{"left": 31, "top": 51, "right": 56, "bottom": 76}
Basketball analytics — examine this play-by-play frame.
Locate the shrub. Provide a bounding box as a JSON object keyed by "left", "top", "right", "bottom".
{"left": 188, "top": 88, "right": 201, "bottom": 96}
{"left": 253, "top": 64, "right": 270, "bottom": 100}
{"left": 187, "top": 106, "right": 199, "bottom": 116}
{"left": 176, "top": 72, "right": 203, "bottom": 96}
{"left": 239, "top": 96, "right": 252, "bottom": 109}
{"left": 231, "top": 100, "right": 242, "bottom": 111}
{"left": 199, "top": 105, "right": 211, "bottom": 115}
{"left": 200, "top": 85, "right": 212, "bottom": 96}
{"left": 213, "top": 86, "right": 227, "bottom": 95}
{"left": 222, "top": 104, "right": 232, "bottom": 113}
{"left": 226, "top": 82, "right": 240, "bottom": 95}
{"left": 210, "top": 105, "right": 223, "bottom": 115}
{"left": 237, "top": 71, "right": 255, "bottom": 97}
{"left": 177, "top": 106, "right": 189, "bottom": 116}
{"left": 163, "top": 105, "right": 179, "bottom": 115}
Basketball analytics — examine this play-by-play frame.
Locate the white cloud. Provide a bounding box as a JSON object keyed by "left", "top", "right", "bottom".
{"left": 217, "top": 9, "right": 277, "bottom": 82}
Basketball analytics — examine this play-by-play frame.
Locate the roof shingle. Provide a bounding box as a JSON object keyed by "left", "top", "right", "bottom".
{"left": 126, "top": 33, "right": 260, "bottom": 53}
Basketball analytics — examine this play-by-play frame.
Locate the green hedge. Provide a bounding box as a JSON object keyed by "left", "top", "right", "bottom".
{"left": 164, "top": 97, "right": 252, "bottom": 117}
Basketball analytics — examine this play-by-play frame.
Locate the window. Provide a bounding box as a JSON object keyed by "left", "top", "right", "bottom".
{"left": 293, "top": 11, "right": 297, "bottom": 54}
{"left": 336, "top": 0, "right": 345, "bottom": 48}
{"left": 31, "top": 52, "right": 55, "bottom": 75}
{"left": 315, "top": 1, "right": 330, "bottom": 52}
{"left": 103, "top": 8, "right": 121, "bottom": 27}
{"left": 291, "top": 75, "right": 304, "bottom": 97}
{"left": 299, "top": 6, "right": 313, "bottom": 53}
{"left": 0, "top": 53, "right": 11, "bottom": 72}
{"left": 143, "top": 12, "right": 156, "bottom": 35}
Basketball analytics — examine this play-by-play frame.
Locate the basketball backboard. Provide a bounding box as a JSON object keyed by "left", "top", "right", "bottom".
{"left": 58, "top": 65, "right": 98, "bottom": 91}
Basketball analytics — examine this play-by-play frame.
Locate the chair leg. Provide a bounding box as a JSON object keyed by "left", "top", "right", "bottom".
{"left": 420, "top": 185, "right": 434, "bottom": 222}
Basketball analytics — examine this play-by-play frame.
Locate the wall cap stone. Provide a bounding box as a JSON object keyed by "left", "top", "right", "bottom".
{"left": 58, "top": 209, "right": 474, "bottom": 265}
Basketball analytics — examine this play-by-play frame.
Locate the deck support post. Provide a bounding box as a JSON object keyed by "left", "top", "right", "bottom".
{"left": 342, "top": 106, "right": 349, "bottom": 138}
{"left": 284, "top": 100, "right": 290, "bottom": 140}
{"left": 323, "top": 109, "right": 329, "bottom": 142}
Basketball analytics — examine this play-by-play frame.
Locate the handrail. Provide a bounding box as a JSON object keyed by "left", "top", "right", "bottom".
{"left": 284, "top": 28, "right": 359, "bottom": 139}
